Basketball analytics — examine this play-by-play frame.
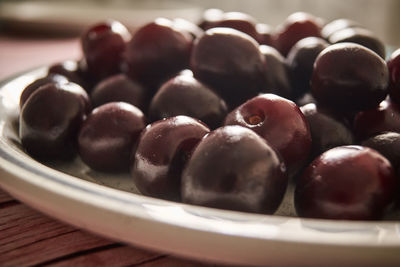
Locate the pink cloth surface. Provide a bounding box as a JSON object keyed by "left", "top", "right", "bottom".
{"left": 0, "top": 36, "right": 81, "bottom": 80}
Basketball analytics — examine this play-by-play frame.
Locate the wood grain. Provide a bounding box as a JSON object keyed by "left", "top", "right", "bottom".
{"left": 0, "top": 187, "right": 218, "bottom": 267}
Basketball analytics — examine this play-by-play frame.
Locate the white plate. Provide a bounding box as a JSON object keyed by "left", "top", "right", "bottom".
{"left": 1, "top": 68, "right": 400, "bottom": 266}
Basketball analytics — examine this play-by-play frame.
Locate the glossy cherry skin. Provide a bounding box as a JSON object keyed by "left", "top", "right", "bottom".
{"left": 191, "top": 27, "right": 265, "bottom": 108}
{"left": 387, "top": 48, "right": 400, "bottom": 105}
{"left": 295, "top": 146, "right": 396, "bottom": 220}
{"left": 90, "top": 74, "right": 146, "bottom": 110}
{"left": 78, "top": 102, "right": 146, "bottom": 172}
{"left": 295, "top": 93, "right": 317, "bottom": 107}
{"left": 19, "top": 82, "right": 89, "bottom": 159}
{"left": 19, "top": 74, "right": 68, "bottom": 109}
{"left": 81, "top": 20, "right": 131, "bottom": 81}
{"left": 311, "top": 43, "right": 388, "bottom": 113}
{"left": 149, "top": 73, "right": 227, "bottom": 129}
{"left": 353, "top": 99, "right": 400, "bottom": 140}
{"left": 198, "top": 8, "right": 224, "bottom": 30}
{"left": 321, "top": 18, "right": 360, "bottom": 40}
{"left": 259, "top": 45, "right": 292, "bottom": 99}
{"left": 286, "top": 37, "right": 329, "bottom": 99}
{"left": 328, "top": 27, "right": 386, "bottom": 58}
{"left": 48, "top": 60, "right": 86, "bottom": 89}
{"left": 125, "top": 18, "right": 192, "bottom": 93}
{"left": 173, "top": 18, "right": 203, "bottom": 40}
{"left": 273, "top": 12, "right": 322, "bottom": 56}
{"left": 256, "top": 23, "right": 274, "bottom": 46}
{"left": 362, "top": 132, "right": 400, "bottom": 174}
{"left": 300, "top": 103, "right": 354, "bottom": 159}
{"left": 224, "top": 94, "right": 311, "bottom": 175}
{"left": 205, "top": 11, "right": 259, "bottom": 41}
{"left": 131, "top": 116, "right": 210, "bottom": 201}
{"left": 182, "top": 125, "right": 288, "bottom": 214}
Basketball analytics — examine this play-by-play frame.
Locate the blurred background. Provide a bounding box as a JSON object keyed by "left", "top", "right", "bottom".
{"left": 1, "top": 0, "right": 400, "bottom": 45}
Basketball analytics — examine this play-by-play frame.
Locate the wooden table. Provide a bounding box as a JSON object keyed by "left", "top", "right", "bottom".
{"left": 0, "top": 36, "right": 217, "bottom": 267}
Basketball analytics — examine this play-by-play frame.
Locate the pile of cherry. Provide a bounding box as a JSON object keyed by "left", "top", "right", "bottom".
{"left": 18, "top": 9, "right": 400, "bottom": 220}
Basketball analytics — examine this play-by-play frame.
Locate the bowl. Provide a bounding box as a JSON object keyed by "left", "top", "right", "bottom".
{"left": 1, "top": 67, "right": 400, "bottom": 266}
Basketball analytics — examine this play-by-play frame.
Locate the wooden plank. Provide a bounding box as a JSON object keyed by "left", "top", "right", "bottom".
{"left": 44, "top": 245, "right": 162, "bottom": 267}
{"left": 0, "top": 228, "right": 114, "bottom": 267}
{"left": 0, "top": 204, "right": 76, "bottom": 246}
{"left": 0, "top": 203, "right": 114, "bottom": 266}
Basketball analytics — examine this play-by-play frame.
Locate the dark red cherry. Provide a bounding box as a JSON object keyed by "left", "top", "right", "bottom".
{"left": 48, "top": 60, "right": 86, "bottom": 89}
{"left": 90, "top": 74, "right": 146, "bottom": 110}
{"left": 362, "top": 132, "right": 400, "bottom": 173}
{"left": 256, "top": 23, "right": 274, "bottom": 46}
{"left": 173, "top": 18, "right": 203, "bottom": 40}
{"left": 311, "top": 43, "right": 388, "bottom": 113}
{"left": 286, "top": 37, "right": 329, "bottom": 99}
{"left": 273, "top": 12, "right": 322, "bottom": 56}
{"left": 295, "top": 93, "right": 317, "bottom": 107}
{"left": 19, "top": 74, "right": 68, "bottom": 109}
{"left": 78, "top": 102, "right": 146, "bottom": 172}
{"left": 131, "top": 116, "right": 210, "bottom": 201}
{"left": 191, "top": 27, "right": 265, "bottom": 108}
{"left": 321, "top": 18, "right": 360, "bottom": 40}
{"left": 182, "top": 125, "right": 288, "bottom": 214}
{"left": 19, "top": 82, "right": 89, "bottom": 159}
{"left": 81, "top": 20, "right": 131, "bottom": 81}
{"left": 259, "top": 45, "right": 292, "bottom": 99}
{"left": 149, "top": 73, "right": 227, "bottom": 129}
{"left": 125, "top": 18, "right": 192, "bottom": 93}
{"left": 198, "top": 8, "right": 224, "bottom": 30}
{"left": 387, "top": 48, "right": 400, "bottom": 105}
{"left": 300, "top": 103, "right": 354, "bottom": 159}
{"left": 224, "top": 94, "right": 311, "bottom": 175}
{"left": 295, "top": 146, "right": 396, "bottom": 220}
{"left": 353, "top": 99, "right": 400, "bottom": 140}
{"left": 328, "top": 27, "right": 386, "bottom": 58}
{"left": 208, "top": 12, "right": 259, "bottom": 40}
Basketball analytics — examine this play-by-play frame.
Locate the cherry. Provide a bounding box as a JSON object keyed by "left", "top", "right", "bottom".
{"left": 81, "top": 20, "right": 131, "bottom": 81}
{"left": 198, "top": 8, "right": 224, "bottom": 30}
{"left": 296, "top": 93, "right": 317, "bottom": 107}
{"left": 387, "top": 48, "right": 400, "bottom": 104}
{"left": 182, "top": 125, "right": 288, "bottom": 214}
{"left": 90, "top": 74, "right": 147, "bottom": 111}
{"left": 362, "top": 132, "right": 400, "bottom": 173}
{"left": 259, "top": 45, "right": 292, "bottom": 99}
{"left": 256, "top": 23, "right": 274, "bottom": 46}
{"left": 300, "top": 103, "right": 354, "bottom": 159}
{"left": 286, "top": 37, "right": 329, "bottom": 99}
{"left": 311, "top": 43, "right": 388, "bottom": 113}
{"left": 353, "top": 99, "right": 400, "bottom": 140}
{"left": 149, "top": 72, "right": 227, "bottom": 129}
{"left": 328, "top": 27, "right": 386, "bottom": 58}
{"left": 19, "top": 74, "right": 69, "bottom": 109}
{"left": 125, "top": 18, "right": 192, "bottom": 93}
{"left": 224, "top": 94, "right": 311, "bottom": 175}
{"left": 131, "top": 116, "right": 210, "bottom": 201}
{"left": 273, "top": 12, "right": 323, "bottom": 56}
{"left": 19, "top": 82, "right": 89, "bottom": 159}
{"left": 295, "top": 145, "right": 396, "bottom": 220}
{"left": 173, "top": 18, "right": 203, "bottom": 40}
{"left": 191, "top": 27, "right": 265, "bottom": 108}
{"left": 78, "top": 102, "right": 146, "bottom": 172}
{"left": 321, "top": 18, "right": 360, "bottom": 40}
{"left": 48, "top": 60, "right": 86, "bottom": 89}
{"left": 206, "top": 11, "right": 259, "bottom": 41}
